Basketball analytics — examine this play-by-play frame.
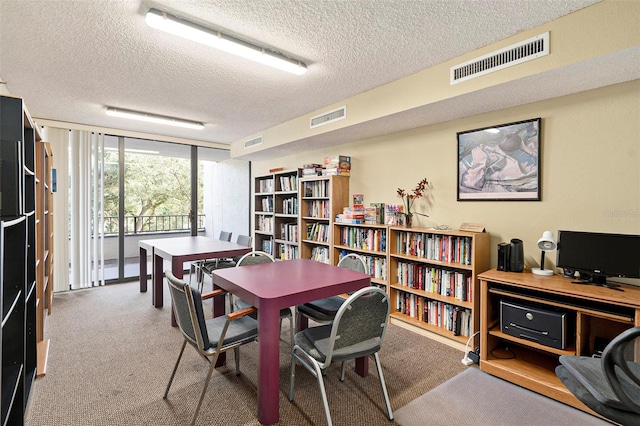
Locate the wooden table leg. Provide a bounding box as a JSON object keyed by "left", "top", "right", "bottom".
{"left": 257, "top": 303, "right": 281, "bottom": 425}
{"left": 139, "top": 247, "right": 147, "bottom": 293}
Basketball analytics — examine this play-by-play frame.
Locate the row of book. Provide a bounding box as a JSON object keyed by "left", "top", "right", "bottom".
{"left": 256, "top": 216, "right": 273, "bottom": 233}
{"left": 338, "top": 251, "right": 387, "bottom": 281}
{"left": 303, "top": 180, "right": 329, "bottom": 197}
{"left": 280, "top": 222, "right": 298, "bottom": 242}
{"left": 281, "top": 197, "right": 298, "bottom": 215}
{"left": 278, "top": 175, "right": 298, "bottom": 192}
{"left": 261, "top": 238, "right": 274, "bottom": 255}
{"left": 278, "top": 244, "right": 298, "bottom": 260}
{"left": 258, "top": 178, "right": 274, "bottom": 193}
{"left": 311, "top": 246, "right": 330, "bottom": 263}
{"left": 306, "top": 223, "right": 330, "bottom": 242}
{"left": 306, "top": 200, "right": 330, "bottom": 218}
{"left": 338, "top": 226, "right": 387, "bottom": 252}
{"left": 258, "top": 196, "right": 274, "bottom": 213}
{"left": 395, "top": 233, "right": 473, "bottom": 265}
{"left": 396, "top": 290, "right": 473, "bottom": 336}
{"left": 396, "top": 262, "right": 472, "bottom": 302}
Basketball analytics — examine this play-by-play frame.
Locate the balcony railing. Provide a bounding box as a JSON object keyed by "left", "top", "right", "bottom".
{"left": 103, "top": 214, "right": 205, "bottom": 235}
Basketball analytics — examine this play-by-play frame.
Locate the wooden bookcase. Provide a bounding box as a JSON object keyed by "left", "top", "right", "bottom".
{"left": 35, "top": 140, "right": 53, "bottom": 376}
{"left": 253, "top": 169, "right": 299, "bottom": 259}
{"left": 478, "top": 269, "right": 640, "bottom": 415}
{"left": 298, "top": 175, "right": 349, "bottom": 264}
{"left": 333, "top": 223, "right": 388, "bottom": 288}
{"left": 387, "top": 226, "right": 490, "bottom": 350}
{"left": 0, "top": 95, "right": 39, "bottom": 424}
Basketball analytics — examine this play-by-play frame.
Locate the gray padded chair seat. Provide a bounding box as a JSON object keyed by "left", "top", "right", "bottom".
{"left": 205, "top": 315, "right": 259, "bottom": 349}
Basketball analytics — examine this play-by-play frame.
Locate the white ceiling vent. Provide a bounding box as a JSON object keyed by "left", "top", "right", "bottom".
{"left": 244, "top": 135, "right": 263, "bottom": 149}
{"left": 451, "top": 32, "right": 549, "bottom": 84}
{"left": 310, "top": 106, "right": 346, "bottom": 129}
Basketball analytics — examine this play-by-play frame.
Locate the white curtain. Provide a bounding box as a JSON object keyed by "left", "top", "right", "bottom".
{"left": 69, "top": 130, "right": 105, "bottom": 289}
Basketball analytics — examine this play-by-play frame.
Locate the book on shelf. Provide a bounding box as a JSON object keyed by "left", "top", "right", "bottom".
{"left": 323, "top": 167, "right": 350, "bottom": 176}
{"left": 352, "top": 193, "right": 364, "bottom": 208}
{"left": 323, "top": 155, "right": 351, "bottom": 169}
{"left": 370, "top": 202, "right": 385, "bottom": 224}
{"left": 385, "top": 204, "right": 403, "bottom": 225}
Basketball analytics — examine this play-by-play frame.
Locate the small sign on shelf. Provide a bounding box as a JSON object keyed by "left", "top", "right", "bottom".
{"left": 459, "top": 222, "right": 486, "bottom": 232}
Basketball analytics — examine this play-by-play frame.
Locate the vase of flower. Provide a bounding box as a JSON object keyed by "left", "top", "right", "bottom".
{"left": 397, "top": 178, "right": 430, "bottom": 228}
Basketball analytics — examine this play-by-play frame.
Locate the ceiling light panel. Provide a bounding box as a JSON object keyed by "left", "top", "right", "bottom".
{"left": 145, "top": 8, "right": 307, "bottom": 76}
{"left": 106, "top": 107, "right": 205, "bottom": 130}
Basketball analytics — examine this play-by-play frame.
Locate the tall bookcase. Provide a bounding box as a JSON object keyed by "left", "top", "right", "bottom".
{"left": 333, "top": 223, "right": 388, "bottom": 288}
{"left": 35, "top": 140, "right": 53, "bottom": 376}
{"left": 0, "top": 95, "right": 38, "bottom": 424}
{"left": 298, "top": 175, "right": 349, "bottom": 264}
{"left": 253, "top": 170, "right": 299, "bottom": 259}
{"left": 387, "top": 226, "right": 489, "bottom": 350}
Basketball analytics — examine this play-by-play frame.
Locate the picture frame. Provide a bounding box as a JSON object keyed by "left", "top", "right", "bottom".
{"left": 457, "top": 117, "right": 541, "bottom": 201}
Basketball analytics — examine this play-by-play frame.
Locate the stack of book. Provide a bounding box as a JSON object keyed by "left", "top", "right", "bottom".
{"left": 336, "top": 206, "right": 365, "bottom": 224}
{"left": 301, "top": 163, "right": 322, "bottom": 177}
{"left": 323, "top": 155, "right": 351, "bottom": 176}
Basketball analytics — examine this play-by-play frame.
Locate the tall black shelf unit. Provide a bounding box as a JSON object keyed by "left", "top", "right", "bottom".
{"left": 0, "top": 95, "right": 38, "bottom": 425}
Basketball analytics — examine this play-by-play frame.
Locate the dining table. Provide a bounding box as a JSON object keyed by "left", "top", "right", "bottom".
{"left": 211, "top": 258, "right": 371, "bottom": 425}
{"left": 138, "top": 236, "right": 252, "bottom": 310}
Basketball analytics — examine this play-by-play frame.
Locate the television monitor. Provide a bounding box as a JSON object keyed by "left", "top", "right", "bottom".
{"left": 556, "top": 230, "right": 640, "bottom": 285}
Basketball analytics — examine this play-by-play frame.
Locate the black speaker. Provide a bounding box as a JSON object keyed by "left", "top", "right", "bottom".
{"left": 497, "top": 243, "right": 510, "bottom": 271}
{"left": 509, "top": 238, "right": 524, "bottom": 272}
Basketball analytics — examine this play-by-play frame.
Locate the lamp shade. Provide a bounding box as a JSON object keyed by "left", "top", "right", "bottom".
{"left": 537, "top": 231, "right": 557, "bottom": 251}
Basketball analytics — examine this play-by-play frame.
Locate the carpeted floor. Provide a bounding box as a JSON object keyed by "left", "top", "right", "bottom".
{"left": 394, "top": 367, "right": 609, "bottom": 426}
{"left": 25, "top": 280, "right": 467, "bottom": 425}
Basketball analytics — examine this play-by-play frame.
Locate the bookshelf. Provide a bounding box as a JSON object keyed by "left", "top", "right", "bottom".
{"left": 0, "top": 95, "right": 39, "bottom": 424}
{"left": 387, "top": 226, "right": 490, "bottom": 350}
{"left": 298, "top": 175, "right": 349, "bottom": 264}
{"left": 253, "top": 170, "right": 299, "bottom": 258}
{"left": 273, "top": 170, "right": 299, "bottom": 260}
{"left": 333, "top": 223, "right": 388, "bottom": 288}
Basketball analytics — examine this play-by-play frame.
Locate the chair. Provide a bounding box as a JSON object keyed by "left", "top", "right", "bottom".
{"left": 296, "top": 253, "right": 368, "bottom": 324}
{"left": 289, "top": 286, "right": 393, "bottom": 426}
{"left": 189, "top": 230, "right": 234, "bottom": 288}
{"left": 197, "top": 234, "right": 253, "bottom": 291}
{"left": 163, "top": 270, "right": 258, "bottom": 426}
{"left": 555, "top": 326, "right": 640, "bottom": 424}
{"left": 230, "top": 251, "right": 295, "bottom": 344}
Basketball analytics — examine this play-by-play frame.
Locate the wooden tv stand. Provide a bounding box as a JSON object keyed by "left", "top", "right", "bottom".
{"left": 478, "top": 269, "right": 640, "bottom": 414}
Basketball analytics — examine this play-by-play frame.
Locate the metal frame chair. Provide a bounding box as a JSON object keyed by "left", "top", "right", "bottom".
{"left": 196, "top": 234, "right": 252, "bottom": 292}
{"left": 230, "top": 251, "right": 295, "bottom": 344}
{"left": 556, "top": 326, "right": 640, "bottom": 424}
{"left": 289, "top": 286, "right": 393, "bottom": 426}
{"left": 164, "top": 270, "right": 257, "bottom": 426}
{"left": 296, "top": 253, "right": 368, "bottom": 324}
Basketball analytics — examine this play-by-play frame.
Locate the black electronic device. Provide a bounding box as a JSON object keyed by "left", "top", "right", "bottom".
{"left": 497, "top": 243, "right": 510, "bottom": 271}
{"left": 556, "top": 230, "right": 640, "bottom": 285}
{"left": 509, "top": 238, "right": 524, "bottom": 272}
{"left": 500, "top": 300, "right": 569, "bottom": 349}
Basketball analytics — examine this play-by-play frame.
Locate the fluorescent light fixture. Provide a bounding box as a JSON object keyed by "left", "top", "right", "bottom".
{"left": 485, "top": 128, "right": 500, "bottom": 134}
{"left": 145, "top": 8, "right": 307, "bottom": 76}
{"left": 106, "top": 107, "right": 204, "bottom": 130}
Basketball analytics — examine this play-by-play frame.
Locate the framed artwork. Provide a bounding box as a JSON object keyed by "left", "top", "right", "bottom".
{"left": 457, "top": 117, "right": 541, "bottom": 201}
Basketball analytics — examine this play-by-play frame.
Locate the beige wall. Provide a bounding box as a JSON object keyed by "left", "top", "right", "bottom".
{"left": 251, "top": 80, "right": 640, "bottom": 276}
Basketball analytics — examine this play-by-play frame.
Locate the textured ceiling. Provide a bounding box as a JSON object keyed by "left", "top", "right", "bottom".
{"left": 0, "top": 0, "right": 608, "bottom": 156}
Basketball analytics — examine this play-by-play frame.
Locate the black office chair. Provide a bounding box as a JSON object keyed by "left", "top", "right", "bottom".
{"left": 163, "top": 270, "right": 258, "bottom": 426}
{"left": 289, "top": 286, "right": 393, "bottom": 426}
{"left": 296, "top": 253, "right": 368, "bottom": 324}
{"left": 555, "top": 326, "right": 640, "bottom": 424}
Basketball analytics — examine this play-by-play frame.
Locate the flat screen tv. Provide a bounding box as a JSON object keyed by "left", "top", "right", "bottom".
{"left": 556, "top": 230, "right": 640, "bottom": 285}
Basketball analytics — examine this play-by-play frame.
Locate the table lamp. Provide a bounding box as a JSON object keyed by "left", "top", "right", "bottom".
{"left": 532, "top": 231, "right": 557, "bottom": 276}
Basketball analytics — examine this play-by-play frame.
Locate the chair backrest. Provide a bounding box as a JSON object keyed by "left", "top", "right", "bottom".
{"left": 337, "top": 253, "right": 367, "bottom": 274}
{"left": 166, "top": 270, "right": 210, "bottom": 352}
{"left": 236, "top": 234, "right": 252, "bottom": 247}
{"left": 236, "top": 251, "right": 275, "bottom": 267}
{"left": 323, "top": 286, "right": 390, "bottom": 364}
{"left": 219, "top": 230, "right": 232, "bottom": 242}
{"left": 602, "top": 326, "right": 640, "bottom": 413}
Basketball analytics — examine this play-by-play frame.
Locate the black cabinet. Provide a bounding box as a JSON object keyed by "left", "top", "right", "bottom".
{"left": 0, "top": 95, "right": 38, "bottom": 425}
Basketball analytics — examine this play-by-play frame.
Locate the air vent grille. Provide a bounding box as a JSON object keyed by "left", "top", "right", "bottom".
{"left": 244, "top": 135, "right": 263, "bottom": 149}
{"left": 310, "top": 106, "right": 346, "bottom": 129}
{"left": 451, "top": 32, "right": 549, "bottom": 84}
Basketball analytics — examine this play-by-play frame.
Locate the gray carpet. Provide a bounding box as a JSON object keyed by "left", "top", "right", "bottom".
{"left": 394, "top": 367, "right": 610, "bottom": 426}
{"left": 25, "top": 279, "right": 466, "bottom": 425}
